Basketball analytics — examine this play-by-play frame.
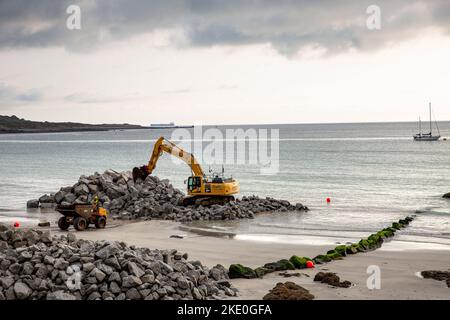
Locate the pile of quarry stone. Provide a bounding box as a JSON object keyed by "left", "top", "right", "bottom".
{"left": 28, "top": 170, "right": 308, "bottom": 222}
{"left": 0, "top": 223, "right": 236, "bottom": 300}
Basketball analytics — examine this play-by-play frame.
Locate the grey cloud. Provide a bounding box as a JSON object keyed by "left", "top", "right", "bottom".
{"left": 64, "top": 90, "right": 147, "bottom": 104}
{"left": 0, "top": 83, "right": 43, "bottom": 104}
{"left": 0, "top": 0, "right": 449, "bottom": 55}
{"left": 64, "top": 92, "right": 133, "bottom": 104}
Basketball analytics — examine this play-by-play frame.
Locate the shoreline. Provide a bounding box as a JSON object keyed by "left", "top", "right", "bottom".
{"left": 0, "top": 126, "right": 151, "bottom": 135}
{"left": 57, "top": 219, "right": 450, "bottom": 300}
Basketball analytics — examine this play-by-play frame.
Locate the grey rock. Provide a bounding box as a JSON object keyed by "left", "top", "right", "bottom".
{"left": 46, "top": 291, "right": 77, "bottom": 300}
{"left": 54, "top": 191, "right": 65, "bottom": 204}
{"left": 5, "top": 286, "right": 16, "bottom": 299}
{"left": 108, "top": 272, "right": 121, "bottom": 283}
{"left": 115, "top": 293, "right": 126, "bottom": 300}
{"left": 9, "top": 263, "right": 21, "bottom": 274}
{"left": 109, "top": 281, "right": 121, "bottom": 294}
{"left": 67, "top": 233, "right": 76, "bottom": 242}
{"left": 87, "top": 291, "right": 101, "bottom": 300}
{"left": 192, "top": 287, "right": 203, "bottom": 300}
{"left": 14, "top": 282, "right": 32, "bottom": 300}
{"left": 122, "top": 276, "right": 142, "bottom": 288}
{"left": 27, "top": 199, "right": 39, "bottom": 208}
{"left": 104, "top": 256, "right": 121, "bottom": 270}
{"left": 127, "top": 262, "right": 145, "bottom": 278}
{"left": 38, "top": 222, "right": 51, "bottom": 227}
{"left": 54, "top": 258, "right": 69, "bottom": 270}
{"left": 63, "top": 193, "right": 77, "bottom": 203}
{"left": 158, "top": 261, "right": 174, "bottom": 274}
{"left": 44, "top": 255, "right": 55, "bottom": 265}
{"left": 40, "top": 202, "right": 54, "bottom": 209}
{"left": 95, "top": 243, "right": 120, "bottom": 260}
{"left": 141, "top": 274, "right": 155, "bottom": 284}
{"left": 177, "top": 276, "right": 189, "bottom": 290}
{"left": 74, "top": 184, "right": 90, "bottom": 196}
{"left": 0, "top": 276, "right": 15, "bottom": 289}
{"left": 90, "top": 268, "right": 106, "bottom": 282}
{"left": 126, "top": 287, "right": 141, "bottom": 300}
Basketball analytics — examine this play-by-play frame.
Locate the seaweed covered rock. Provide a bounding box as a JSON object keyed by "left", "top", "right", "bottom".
{"left": 325, "top": 251, "right": 343, "bottom": 260}
{"left": 312, "top": 255, "right": 332, "bottom": 264}
{"left": 391, "top": 222, "right": 402, "bottom": 230}
{"left": 334, "top": 245, "right": 347, "bottom": 257}
{"left": 228, "top": 264, "right": 257, "bottom": 279}
{"left": 263, "top": 259, "right": 295, "bottom": 272}
{"left": 421, "top": 270, "right": 450, "bottom": 287}
{"left": 345, "top": 244, "right": 359, "bottom": 255}
{"left": 254, "top": 267, "right": 272, "bottom": 278}
{"left": 263, "top": 282, "right": 314, "bottom": 300}
{"left": 314, "top": 272, "right": 351, "bottom": 288}
{"left": 289, "top": 256, "right": 311, "bottom": 269}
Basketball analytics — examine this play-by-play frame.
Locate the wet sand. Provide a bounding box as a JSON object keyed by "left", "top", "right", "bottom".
{"left": 57, "top": 219, "right": 450, "bottom": 300}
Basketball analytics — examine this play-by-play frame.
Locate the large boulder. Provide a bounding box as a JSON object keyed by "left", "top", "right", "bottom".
{"left": 228, "top": 264, "right": 257, "bottom": 279}
{"left": 13, "top": 282, "right": 32, "bottom": 300}
{"left": 26, "top": 199, "right": 39, "bottom": 208}
{"left": 263, "top": 259, "right": 295, "bottom": 271}
{"left": 63, "top": 193, "right": 76, "bottom": 203}
{"left": 38, "top": 194, "right": 54, "bottom": 203}
{"left": 289, "top": 256, "right": 310, "bottom": 269}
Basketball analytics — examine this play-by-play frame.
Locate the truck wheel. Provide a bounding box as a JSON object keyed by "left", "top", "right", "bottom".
{"left": 73, "top": 217, "right": 87, "bottom": 231}
{"left": 58, "top": 217, "right": 70, "bottom": 230}
{"left": 95, "top": 216, "right": 106, "bottom": 229}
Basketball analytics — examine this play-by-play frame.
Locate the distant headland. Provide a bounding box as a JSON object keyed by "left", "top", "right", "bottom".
{"left": 0, "top": 115, "right": 148, "bottom": 134}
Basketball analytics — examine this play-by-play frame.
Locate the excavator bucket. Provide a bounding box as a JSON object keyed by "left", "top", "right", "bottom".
{"left": 132, "top": 166, "right": 149, "bottom": 182}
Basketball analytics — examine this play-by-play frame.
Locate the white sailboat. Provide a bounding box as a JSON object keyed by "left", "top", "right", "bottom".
{"left": 413, "top": 103, "right": 440, "bottom": 141}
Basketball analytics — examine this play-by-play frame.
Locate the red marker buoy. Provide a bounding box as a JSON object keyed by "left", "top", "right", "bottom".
{"left": 326, "top": 197, "right": 331, "bottom": 204}
{"left": 306, "top": 260, "right": 315, "bottom": 268}
{"left": 13, "top": 222, "right": 20, "bottom": 228}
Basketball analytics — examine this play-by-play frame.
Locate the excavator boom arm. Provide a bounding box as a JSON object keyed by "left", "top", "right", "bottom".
{"left": 145, "top": 137, "right": 204, "bottom": 177}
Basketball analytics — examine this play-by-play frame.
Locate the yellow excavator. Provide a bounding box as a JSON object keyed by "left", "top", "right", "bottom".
{"left": 132, "top": 136, "right": 239, "bottom": 206}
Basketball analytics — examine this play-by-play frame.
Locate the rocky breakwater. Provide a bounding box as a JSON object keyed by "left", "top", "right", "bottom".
{"left": 0, "top": 223, "right": 236, "bottom": 300}
{"left": 29, "top": 170, "right": 308, "bottom": 221}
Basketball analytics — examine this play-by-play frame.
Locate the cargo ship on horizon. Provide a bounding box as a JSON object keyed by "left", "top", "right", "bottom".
{"left": 149, "top": 122, "right": 194, "bottom": 129}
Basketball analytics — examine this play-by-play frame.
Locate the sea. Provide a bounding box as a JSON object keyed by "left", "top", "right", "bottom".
{"left": 1, "top": 122, "right": 450, "bottom": 247}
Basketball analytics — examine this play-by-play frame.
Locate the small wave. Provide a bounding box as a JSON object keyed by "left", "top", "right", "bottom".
{"left": 414, "top": 209, "right": 450, "bottom": 217}
{"left": 254, "top": 222, "right": 377, "bottom": 233}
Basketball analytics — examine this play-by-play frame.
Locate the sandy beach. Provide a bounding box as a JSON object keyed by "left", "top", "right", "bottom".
{"left": 56, "top": 220, "right": 450, "bottom": 300}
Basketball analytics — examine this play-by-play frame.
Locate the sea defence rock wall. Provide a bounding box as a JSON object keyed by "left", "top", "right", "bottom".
{"left": 28, "top": 170, "right": 308, "bottom": 221}
{"left": 0, "top": 223, "right": 236, "bottom": 300}
{"left": 228, "top": 216, "right": 416, "bottom": 279}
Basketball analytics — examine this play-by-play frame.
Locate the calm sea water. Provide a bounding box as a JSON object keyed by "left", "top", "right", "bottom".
{"left": 1, "top": 122, "right": 450, "bottom": 245}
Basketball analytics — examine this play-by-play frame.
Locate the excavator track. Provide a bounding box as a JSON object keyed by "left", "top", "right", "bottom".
{"left": 182, "top": 195, "right": 235, "bottom": 207}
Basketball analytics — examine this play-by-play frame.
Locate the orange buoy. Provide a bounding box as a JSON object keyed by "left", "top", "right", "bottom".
{"left": 13, "top": 222, "right": 20, "bottom": 228}
{"left": 306, "top": 260, "right": 315, "bottom": 268}
{"left": 326, "top": 197, "right": 331, "bottom": 204}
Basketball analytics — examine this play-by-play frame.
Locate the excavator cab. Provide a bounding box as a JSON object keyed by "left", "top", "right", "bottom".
{"left": 187, "top": 176, "right": 202, "bottom": 192}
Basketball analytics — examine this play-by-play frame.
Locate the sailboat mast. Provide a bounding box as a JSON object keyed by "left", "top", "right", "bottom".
{"left": 419, "top": 116, "right": 421, "bottom": 134}
{"left": 429, "top": 102, "right": 432, "bottom": 135}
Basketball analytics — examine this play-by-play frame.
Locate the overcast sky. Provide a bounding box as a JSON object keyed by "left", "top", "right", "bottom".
{"left": 1, "top": 0, "right": 450, "bottom": 125}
